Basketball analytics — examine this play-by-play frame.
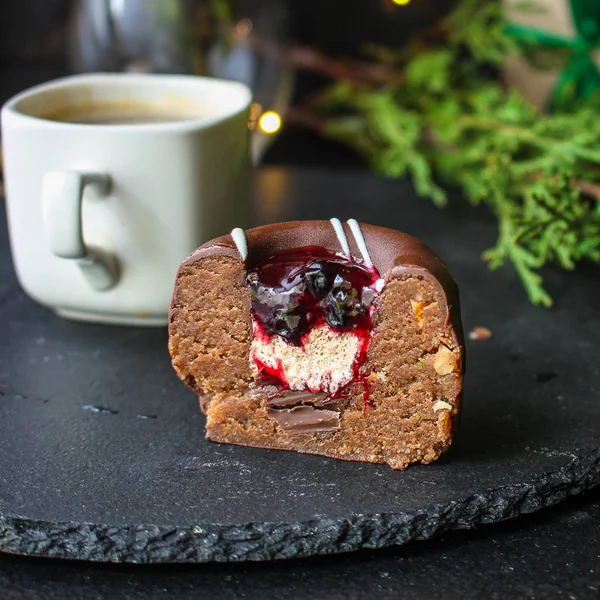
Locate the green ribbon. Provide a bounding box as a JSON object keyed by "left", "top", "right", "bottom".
{"left": 505, "top": 0, "right": 600, "bottom": 111}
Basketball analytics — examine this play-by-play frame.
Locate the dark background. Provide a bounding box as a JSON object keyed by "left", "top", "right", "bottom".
{"left": 0, "top": 0, "right": 457, "bottom": 167}
{"left": 2, "top": 487, "right": 600, "bottom": 600}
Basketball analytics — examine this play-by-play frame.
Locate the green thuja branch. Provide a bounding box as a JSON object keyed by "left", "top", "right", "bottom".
{"left": 310, "top": 0, "right": 600, "bottom": 306}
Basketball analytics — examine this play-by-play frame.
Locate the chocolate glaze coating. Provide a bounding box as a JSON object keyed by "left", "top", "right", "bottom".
{"left": 180, "top": 220, "right": 463, "bottom": 350}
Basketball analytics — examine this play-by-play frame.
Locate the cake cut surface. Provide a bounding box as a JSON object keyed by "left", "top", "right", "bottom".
{"left": 248, "top": 245, "right": 379, "bottom": 397}
{"left": 168, "top": 220, "right": 464, "bottom": 469}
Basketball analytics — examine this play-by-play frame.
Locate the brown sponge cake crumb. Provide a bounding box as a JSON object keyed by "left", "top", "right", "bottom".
{"left": 168, "top": 221, "right": 464, "bottom": 470}
{"left": 169, "top": 255, "right": 252, "bottom": 395}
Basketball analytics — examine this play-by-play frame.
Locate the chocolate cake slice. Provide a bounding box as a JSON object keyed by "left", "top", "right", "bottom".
{"left": 168, "top": 219, "right": 464, "bottom": 469}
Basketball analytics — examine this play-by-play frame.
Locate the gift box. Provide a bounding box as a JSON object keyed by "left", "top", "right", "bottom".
{"left": 503, "top": 0, "right": 600, "bottom": 111}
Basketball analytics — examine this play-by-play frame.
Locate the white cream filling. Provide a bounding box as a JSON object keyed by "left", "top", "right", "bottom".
{"left": 251, "top": 322, "right": 363, "bottom": 395}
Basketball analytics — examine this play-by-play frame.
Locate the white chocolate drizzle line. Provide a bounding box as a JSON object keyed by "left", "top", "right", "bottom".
{"left": 329, "top": 218, "right": 351, "bottom": 257}
{"left": 230, "top": 227, "right": 248, "bottom": 261}
{"left": 347, "top": 219, "right": 373, "bottom": 268}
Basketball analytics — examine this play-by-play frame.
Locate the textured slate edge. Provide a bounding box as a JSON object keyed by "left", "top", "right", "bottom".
{"left": 1, "top": 448, "right": 599, "bottom": 564}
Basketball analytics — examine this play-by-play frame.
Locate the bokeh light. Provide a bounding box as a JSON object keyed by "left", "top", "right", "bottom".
{"left": 258, "top": 111, "right": 282, "bottom": 134}
{"left": 234, "top": 18, "right": 253, "bottom": 40}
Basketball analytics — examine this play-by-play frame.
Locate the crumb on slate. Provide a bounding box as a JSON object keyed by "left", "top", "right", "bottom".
{"left": 468, "top": 326, "right": 493, "bottom": 341}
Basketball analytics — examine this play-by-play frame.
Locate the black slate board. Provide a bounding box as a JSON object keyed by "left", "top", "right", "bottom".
{"left": 1, "top": 168, "right": 599, "bottom": 563}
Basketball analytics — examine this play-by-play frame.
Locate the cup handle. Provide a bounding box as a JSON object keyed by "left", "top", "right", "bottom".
{"left": 42, "top": 171, "right": 119, "bottom": 291}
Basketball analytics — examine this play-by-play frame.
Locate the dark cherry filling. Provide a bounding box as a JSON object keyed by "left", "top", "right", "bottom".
{"left": 248, "top": 246, "right": 379, "bottom": 346}
{"left": 248, "top": 246, "right": 380, "bottom": 408}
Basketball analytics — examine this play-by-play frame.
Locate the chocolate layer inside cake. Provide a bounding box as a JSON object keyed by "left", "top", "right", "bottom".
{"left": 169, "top": 220, "right": 464, "bottom": 469}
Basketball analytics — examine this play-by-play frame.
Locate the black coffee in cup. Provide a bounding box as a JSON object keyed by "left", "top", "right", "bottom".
{"left": 41, "top": 101, "right": 206, "bottom": 125}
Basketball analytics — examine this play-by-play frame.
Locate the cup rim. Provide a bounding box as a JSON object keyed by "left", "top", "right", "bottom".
{"left": 1, "top": 73, "right": 253, "bottom": 131}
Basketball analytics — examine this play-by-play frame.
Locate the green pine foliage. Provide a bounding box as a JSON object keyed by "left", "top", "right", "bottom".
{"left": 316, "top": 0, "right": 600, "bottom": 306}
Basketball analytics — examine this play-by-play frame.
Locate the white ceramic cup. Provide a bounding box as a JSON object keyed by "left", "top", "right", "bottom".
{"left": 1, "top": 73, "right": 252, "bottom": 326}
